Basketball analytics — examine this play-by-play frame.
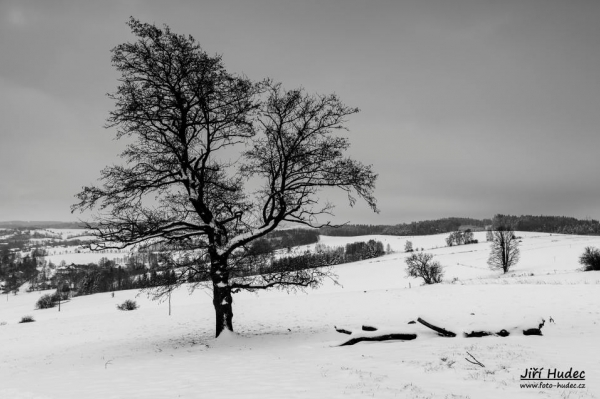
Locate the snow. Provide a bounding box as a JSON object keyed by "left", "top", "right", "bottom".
{"left": 44, "top": 250, "right": 132, "bottom": 266}
{"left": 1, "top": 232, "right": 599, "bottom": 398}
{"left": 46, "top": 228, "right": 94, "bottom": 240}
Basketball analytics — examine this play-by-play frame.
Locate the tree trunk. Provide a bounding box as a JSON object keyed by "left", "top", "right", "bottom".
{"left": 211, "top": 255, "right": 234, "bottom": 338}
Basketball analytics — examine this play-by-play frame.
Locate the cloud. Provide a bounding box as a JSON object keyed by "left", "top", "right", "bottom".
{"left": 6, "top": 7, "right": 27, "bottom": 27}
{"left": 0, "top": 78, "right": 118, "bottom": 220}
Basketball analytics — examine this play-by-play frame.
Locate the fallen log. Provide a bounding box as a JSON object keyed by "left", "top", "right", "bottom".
{"left": 464, "top": 320, "right": 544, "bottom": 337}
{"left": 464, "top": 329, "right": 510, "bottom": 338}
{"left": 335, "top": 317, "right": 544, "bottom": 346}
{"left": 523, "top": 319, "right": 545, "bottom": 336}
{"left": 417, "top": 317, "right": 456, "bottom": 337}
{"left": 339, "top": 333, "right": 417, "bottom": 346}
{"left": 335, "top": 326, "right": 417, "bottom": 345}
{"left": 464, "top": 331, "right": 491, "bottom": 338}
{"left": 522, "top": 329, "right": 542, "bottom": 336}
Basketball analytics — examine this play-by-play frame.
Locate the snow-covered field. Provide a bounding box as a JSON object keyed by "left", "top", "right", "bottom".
{"left": 45, "top": 228, "right": 95, "bottom": 241}
{"left": 31, "top": 228, "right": 131, "bottom": 265}
{"left": 1, "top": 232, "right": 599, "bottom": 398}
{"left": 44, "top": 249, "right": 133, "bottom": 265}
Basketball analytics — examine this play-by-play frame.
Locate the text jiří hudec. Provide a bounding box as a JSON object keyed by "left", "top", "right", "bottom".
{"left": 520, "top": 367, "right": 585, "bottom": 380}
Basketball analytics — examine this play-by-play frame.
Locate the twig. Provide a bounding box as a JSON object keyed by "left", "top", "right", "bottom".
{"left": 105, "top": 360, "right": 113, "bottom": 369}
{"left": 465, "top": 351, "right": 484, "bottom": 368}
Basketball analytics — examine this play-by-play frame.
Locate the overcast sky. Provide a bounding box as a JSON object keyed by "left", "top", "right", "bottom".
{"left": 1, "top": 0, "right": 599, "bottom": 224}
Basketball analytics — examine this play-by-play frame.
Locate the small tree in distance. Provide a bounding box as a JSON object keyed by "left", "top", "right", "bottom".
{"left": 386, "top": 243, "right": 393, "bottom": 254}
{"left": 404, "top": 241, "right": 414, "bottom": 253}
{"left": 405, "top": 252, "right": 443, "bottom": 284}
{"left": 487, "top": 227, "right": 520, "bottom": 273}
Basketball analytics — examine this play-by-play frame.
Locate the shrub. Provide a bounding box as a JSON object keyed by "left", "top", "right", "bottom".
{"left": 579, "top": 246, "right": 600, "bottom": 271}
{"left": 36, "top": 294, "right": 56, "bottom": 309}
{"left": 117, "top": 299, "right": 139, "bottom": 311}
{"left": 19, "top": 315, "right": 35, "bottom": 323}
{"left": 405, "top": 252, "right": 444, "bottom": 284}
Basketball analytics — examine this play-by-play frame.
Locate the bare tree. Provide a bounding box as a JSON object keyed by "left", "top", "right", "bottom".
{"left": 72, "top": 18, "right": 378, "bottom": 337}
{"left": 487, "top": 227, "right": 520, "bottom": 273}
{"left": 405, "top": 252, "right": 443, "bottom": 284}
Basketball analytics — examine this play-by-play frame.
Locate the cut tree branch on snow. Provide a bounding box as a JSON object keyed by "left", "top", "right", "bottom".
{"left": 339, "top": 334, "right": 418, "bottom": 346}
{"left": 334, "top": 326, "right": 351, "bottom": 335}
{"left": 417, "top": 317, "right": 457, "bottom": 337}
{"left": 334, "top": 326, "right": 417, "bottom": 346}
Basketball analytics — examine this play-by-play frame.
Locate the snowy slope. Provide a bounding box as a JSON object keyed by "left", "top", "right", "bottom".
{"left": 1, "top": 232, "right": 599, "bottom": 399}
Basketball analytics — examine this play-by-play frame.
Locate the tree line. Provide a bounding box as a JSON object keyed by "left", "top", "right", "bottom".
{"left": 320, "top": 218, "right": 491, "bottom": 237}
{"left": 248, "top": 228, "right": 320, "bottom": 255}
{"left": 492, "top": 214, "right": 600, "bottom": 235}
{"left": 0, "top": 229, "right": 87, "bottom": 251}
{"left": 261, "top": 239, "right": 386, "bottom": 277}
{"left": 320, "top": 214, "right": 600, "bottom": 237}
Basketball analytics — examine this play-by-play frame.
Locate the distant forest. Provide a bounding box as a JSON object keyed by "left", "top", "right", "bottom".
{"left": 0, "top": 221, "right": 86, "bottom": 229}
{"left": 248, "top": 228, "right": 321, "bottom": 254}
{"left": 319, "top": 217, "right": 491, "bottom": 237}
{"left": 492, "top": 214, "right": 600, "bottom": 235}
{"left": 320, "top": 215, "right": 600, "bottom": 236}
{"left": 2, "top": 214, "right": 599, "bottom": 241}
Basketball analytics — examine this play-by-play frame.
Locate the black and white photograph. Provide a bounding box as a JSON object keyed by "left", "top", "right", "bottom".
{"left": 1, "top": 1, "right": 599, "bottom": 398}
